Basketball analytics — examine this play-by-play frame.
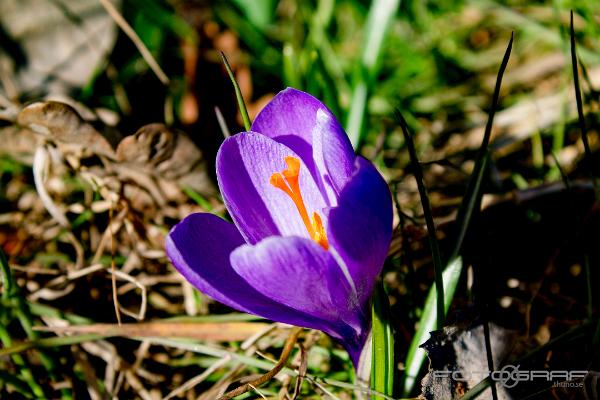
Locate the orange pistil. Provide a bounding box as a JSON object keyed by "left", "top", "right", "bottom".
{"left": 270, "top": 156, "right": 329, "bottom": 250}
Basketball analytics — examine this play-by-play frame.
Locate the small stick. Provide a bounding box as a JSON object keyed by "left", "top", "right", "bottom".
{"left": 215, "top": 106, "right": 231, "bottom": 138}
{"left": 218, "top": 327, "right": 302, "bottom": 400}
{"left": 109, "top": 206, "right": 122, "bottom": 325}
{"left": 98, "top": 0, "right": 169, "bottom": 85}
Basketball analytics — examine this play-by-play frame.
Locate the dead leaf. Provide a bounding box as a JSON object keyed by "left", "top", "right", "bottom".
{"left": 116, "top": 123, "right": 216, "bottom": 196}
{"left": 17, "top": 100, "right": 117, "bottom": 159}
{"left": 35, "top": 321, "right": 270, "bottom": 342}
{"left": 420, "top": 322, "right": 516, "bottom": 400}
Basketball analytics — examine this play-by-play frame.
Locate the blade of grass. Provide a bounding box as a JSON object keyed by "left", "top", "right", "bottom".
{"left": 0, "top": 333, "right": 103, "bottom": 358}
{"left": 569, "top": 9, "right": 597, "bottom": 348}
{"left": 401, "top": 33, "right": 513, "bottom": 397}
{"left": 220, "top": 51, "right": 251, "bottom": 131}
{"left": 314, "top": 47, "right": 342, "bottom": 118}
{"left": 214, "top": 4, "right": 279, "bottom": 69}
{"left": 482, "top": 318, "right": 498, "bottom": 400}
{"left": 396, "top": 110, "right": 445, "bottom": 330}
{"left": 20, "top": 301, "right": 92, "bottom": 325}
{"left": 181, "top": 186, "right": 215, "bottom": 212}
{"left": 394, "top": 184, "right": 417, "bottom": 304}
{"left": 570, "top": 11, "right": 597, "bottom": 192}
{"left": 459, "top": 377, "right": 492, "bottom": 400}
{"left": 1, "top": 247, "right": 67, "bottom": 398}
{"left": 0, "top": 247, "right": 14, "bottom": 299}
{"left": 401, "top": 257, "right": 462, "bottom": 396}
{"left": 282, "top": 43, "right": 301, "bottom": 89}
{"left": 0, "top": 369, "right": 35, "bottom": 398}
{"left": 371, "top": 282, "right": 395, "bottom": 398}
{"left": 346, "top": 0, "right": 401, "bottom": 148}
{"left": 230, "top": 0, "right": 275, "bottom": 31}
{"left": 0, "top": 325, "right": 46, "bottom": 397}
{"left": 450, "top": 33, "right": 513, "bottom": 260}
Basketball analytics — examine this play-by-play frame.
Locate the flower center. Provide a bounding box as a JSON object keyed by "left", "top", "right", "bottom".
{"left": 270, "top": 156, "right": 329, "bottom": 250}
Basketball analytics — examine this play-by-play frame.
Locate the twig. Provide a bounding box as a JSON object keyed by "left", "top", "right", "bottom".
{"left": 109, "top": 206, "right": 122, "bottom": 325}
{"left": 291, "top": 344, "right": 308, "bottom": 399}
{"left": 98, "top": 0, "right": 169, "bottom": 85}
{"left": 217, "top": 327, "right": 302, "bottom": 400}
{"left": 163, "top": 356, "right": 231, "bottom": 400}
{"left": 215, "top": 106, "right": 231, "bottom": 138}
{"left": 108, "top": 269, "right": 147, "bottom": 321}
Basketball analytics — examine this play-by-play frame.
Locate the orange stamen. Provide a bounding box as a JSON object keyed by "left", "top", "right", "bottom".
{"left": 270, "top": 156, "right": 329, "bottom": 250}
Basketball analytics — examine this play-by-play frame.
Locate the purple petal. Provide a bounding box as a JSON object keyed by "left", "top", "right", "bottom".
{"left": 327, "top": 157, "right": 393, "bottom": 305}
{"left": 216, "top": 132, "right": 326, "bottom": 244}
{"left": 230, "top": 235, "right": 364, "bottom": 332}
{"left": 251, "top": 88, "right": 355, "bottom": 204}
{"left": 166, "top": 212, "right": 266, "bottom": 313}
{"left": 312, "top": 109, "right": 356, "bottom": 203}
{"left": 166, "top": 213, "right": 352, "bottom": 336}
{"left": 167, "top": 213, "right": 366, "bottom": 363}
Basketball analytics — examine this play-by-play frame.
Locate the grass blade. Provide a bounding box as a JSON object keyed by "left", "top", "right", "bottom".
{"left": 401, "top": 257, "right": 462, "bottom": 396}
{"left": 397, "top": 110, "right": 445, "bottom": 330}
{"left": 0, "top": 333, "right": 103, "bottom": 358}
{"left": 401, "top": 33, "right": 513, "bottom": 397}
{"left": 230, "top": 0, "right": 275, "bottom": 32}
{"left": 220, "top": 51, "right": 251, "bottom": 131}
{"left": 371, "top": 282, "right": 395, "bottom": 398}
{"left": 0, "top": 246, "right": 14, "bottom": 299}
{"left": 346, "top": 0, "right": 401, "bottom": 148}
{"left": 0, "top": 369, "right": 36, "bottom": 398}
{"left": 283, "top": 43, "right": 301, "bottom": 89}
{"left": 450, "top": 33, "right": 513, "bottom": 260}
{"left": 570, "top": 11, "right": 597, "bottom": 192}
{"left": 0, "top": 325, "right": 46, "bottom": 397}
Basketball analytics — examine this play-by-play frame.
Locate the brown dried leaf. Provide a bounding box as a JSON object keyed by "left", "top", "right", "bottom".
{"left": 17, "top": 101, "right": 116, "bottom": 159}
{"left": 116, "top": 123, "right": 216, "bottom": 196}
{"left": 36, "top": 321, "right": 270, "bottom": 342}
{"left": 0, "top": 125, "right": 43, "bottom": 164}
{"left": 420, "top": 323, "right": 516, "bottom": 400}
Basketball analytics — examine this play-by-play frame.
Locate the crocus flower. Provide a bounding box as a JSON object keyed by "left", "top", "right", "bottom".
{"left": 166, "top": 88, "right": 393, "bottom": 366}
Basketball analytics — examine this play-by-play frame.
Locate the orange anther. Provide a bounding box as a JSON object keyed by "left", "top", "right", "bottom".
{"left": 270, "top": 156, "right": 328, "bottom": 250}
{"left": 311, "top": 212, "right": 329, "bottom": 250}
{"left": 282, "top": 156, "right": 300, "bottom": 180}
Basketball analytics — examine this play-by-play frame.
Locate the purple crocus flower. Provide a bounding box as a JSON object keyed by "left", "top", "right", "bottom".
{"left": 166, "top": 88, "right": 393, "bottom": 366}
